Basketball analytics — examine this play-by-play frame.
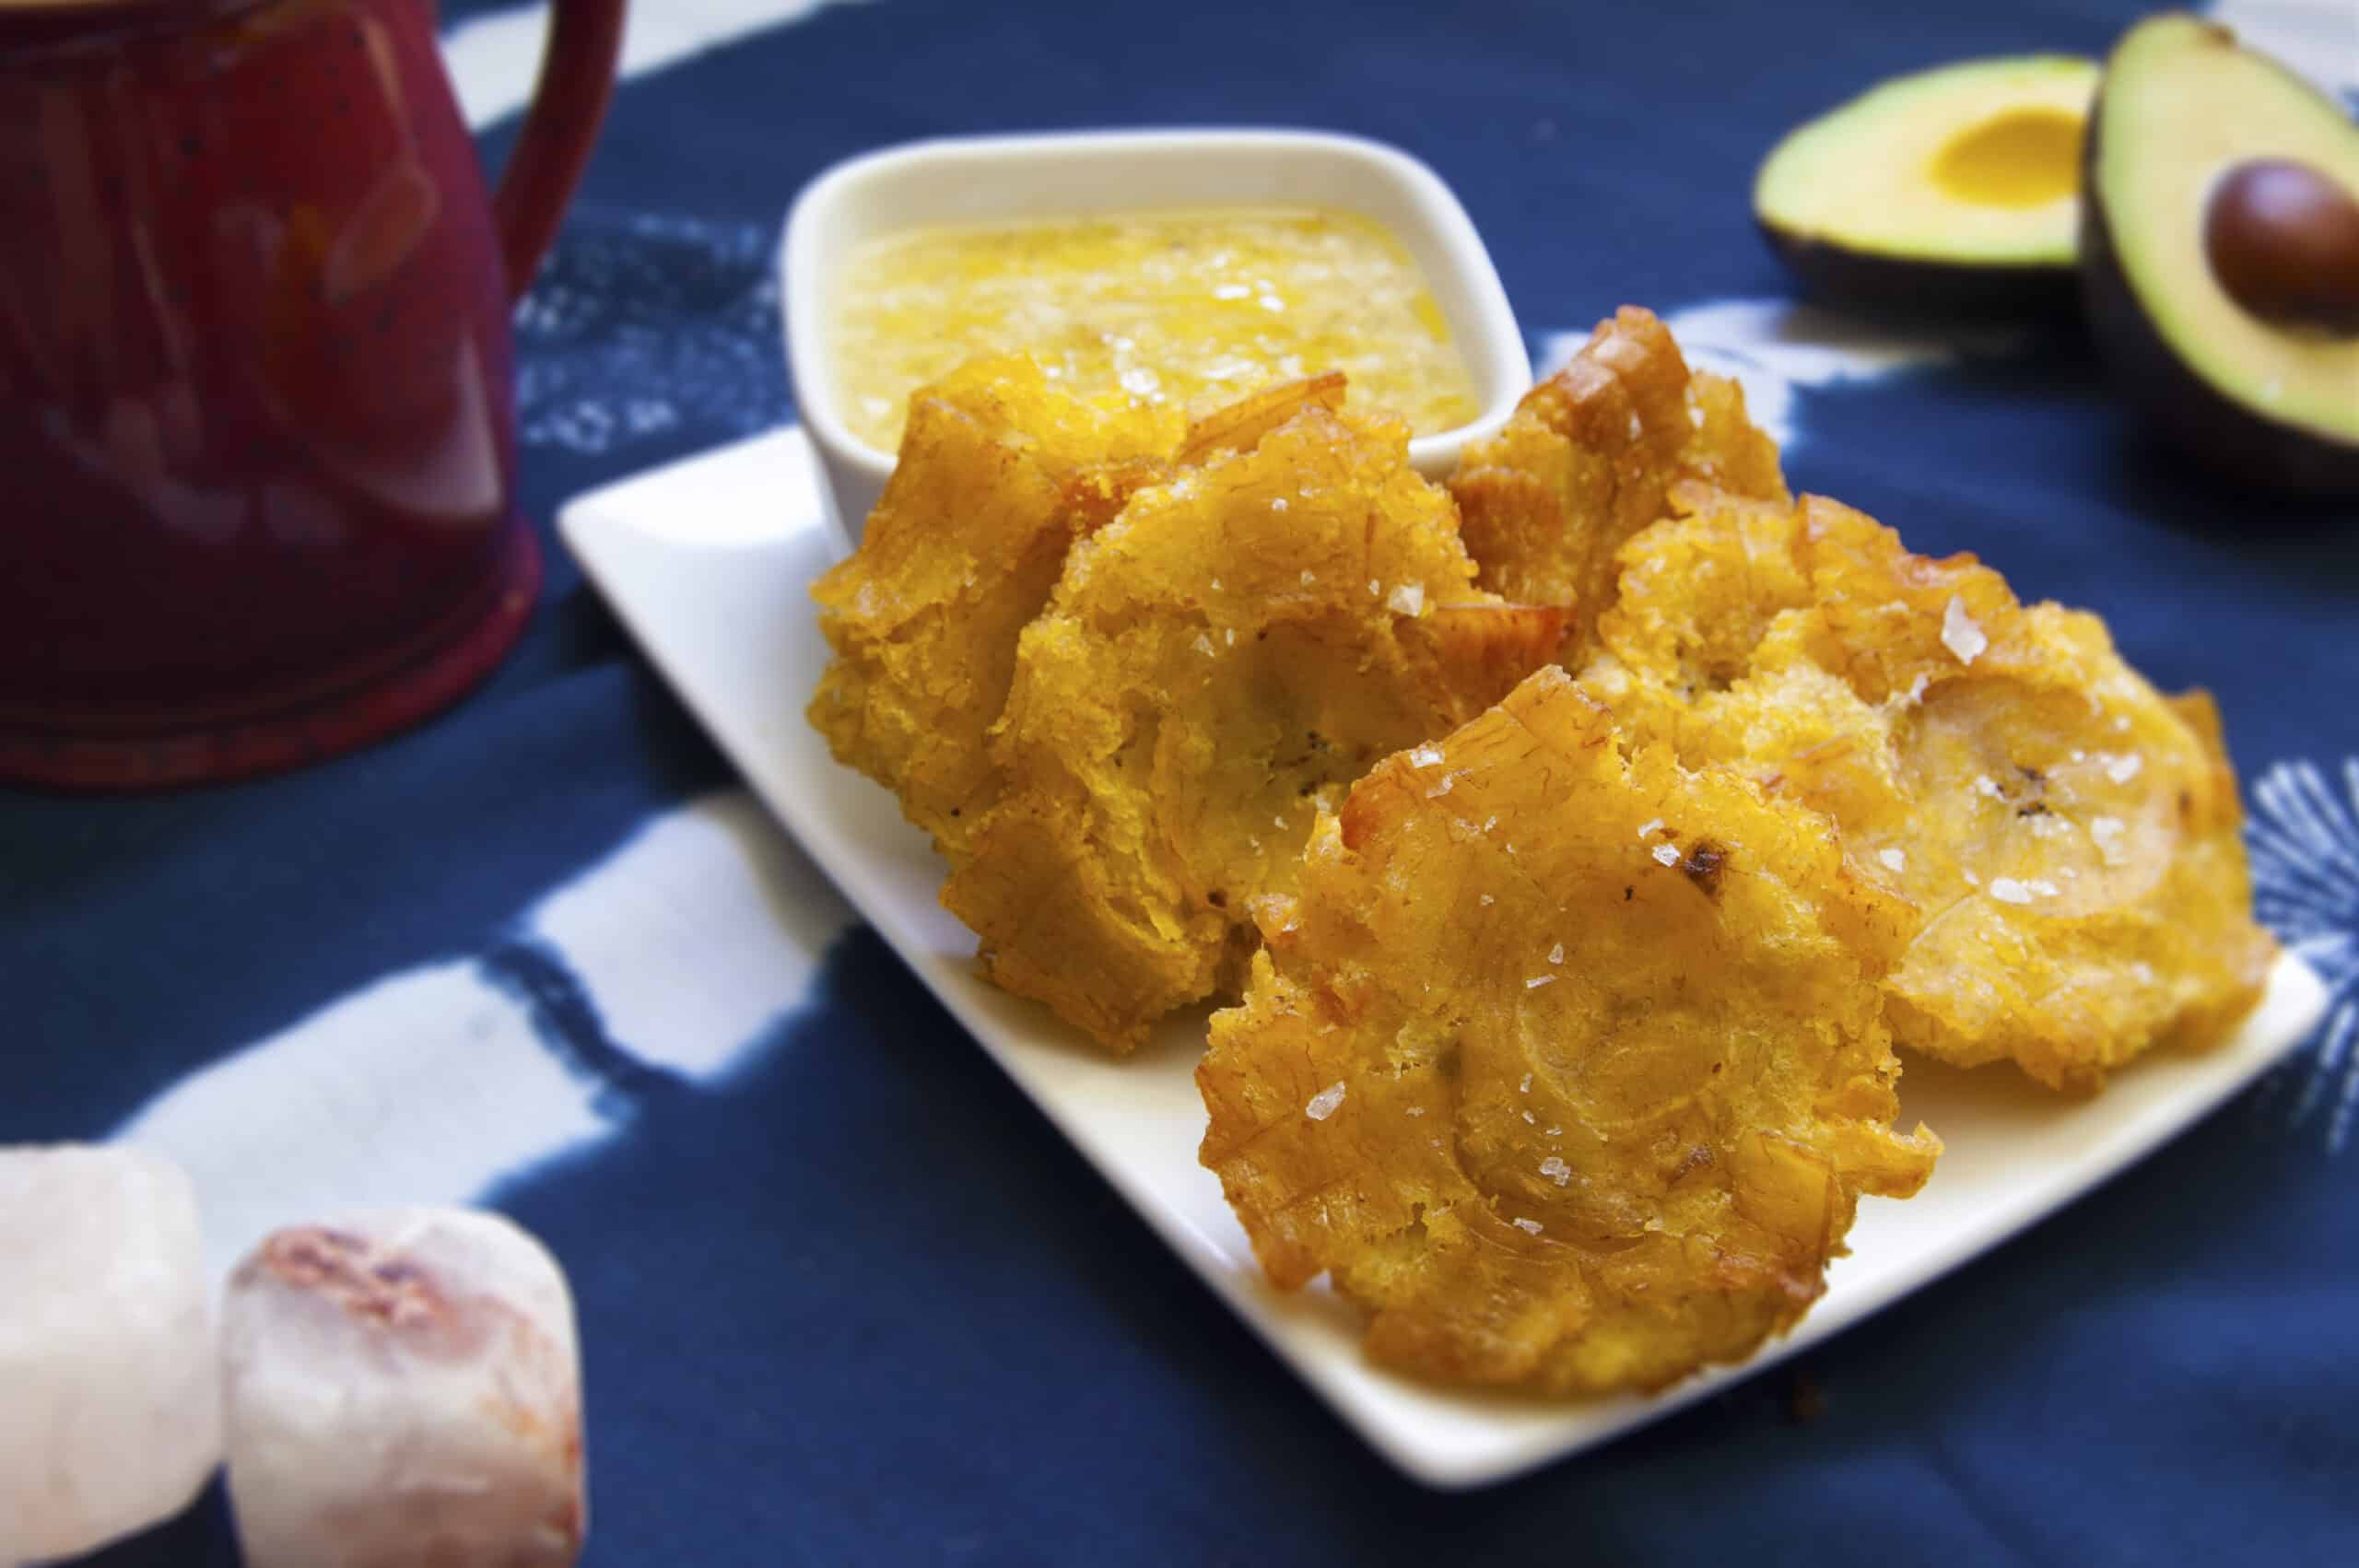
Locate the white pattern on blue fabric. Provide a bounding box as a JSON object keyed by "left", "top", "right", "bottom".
{"left": 113, "top": 792, "right": 854, "bottom": 1283}
{"left": 444, "top": 0, "right": 875, "bottom": 130}
{"left": 2245, "top": 759, "right": 2359, "bottom": 1153}
{"left": 115, "top": 963, "right": 618, "bottom": 1283}
{"left": 2211, "top": 0, "right": 2359, "bottom": 107}
{"left": 513, "top": 215, "right": 787, "bottom": 456}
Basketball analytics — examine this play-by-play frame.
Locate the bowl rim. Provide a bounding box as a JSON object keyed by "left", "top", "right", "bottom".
{"left": 779, "top": 125, "right": 1531, "bottom": 499}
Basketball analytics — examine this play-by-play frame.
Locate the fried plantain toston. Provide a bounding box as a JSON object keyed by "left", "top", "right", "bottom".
{"left": 941, "top": 382, "right": 1567, "bottom": 1052}
{"left": 1449, "top": 306, "right": 1785, "bottom": 660}
{"left": 1198, "top": 666, "right": 1939, "bottom": 1395}
{"left": 807, "top": 357, "right": 1183, "bottom": 857}
{"left": 1577, "top": 485, "right": 2276, "bottom": 1091}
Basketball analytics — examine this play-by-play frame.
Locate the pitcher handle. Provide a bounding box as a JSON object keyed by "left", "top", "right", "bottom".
{"left": 489, "top": 0, "right": 628, "bottom": 301}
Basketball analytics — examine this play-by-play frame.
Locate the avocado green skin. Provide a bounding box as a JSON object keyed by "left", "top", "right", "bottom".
{"left": 2078, "top": 80, "right": 2359, "bottom": 494}
{"left": 1758, "top": 218, "right": 2080, "bottom": 316}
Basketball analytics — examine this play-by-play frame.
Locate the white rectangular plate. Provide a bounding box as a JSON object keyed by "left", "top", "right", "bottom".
{"left": 559, "top": 427, "right": 2328, "bottom": 1490}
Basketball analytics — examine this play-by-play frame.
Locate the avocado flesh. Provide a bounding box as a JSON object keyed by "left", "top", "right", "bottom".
{"left": 1755, "top": 53, "right": 2099, "bottom": 300}
{"left": 2087, "top": 14, "right": 2359, "bottom": 452}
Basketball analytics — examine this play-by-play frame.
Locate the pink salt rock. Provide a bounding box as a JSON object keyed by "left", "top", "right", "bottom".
{"left": 220, "top": 1208, "right": 586, "bottom": 1567}
{"left": 0, "top": 1144, "right": 221, "bottom": 1562}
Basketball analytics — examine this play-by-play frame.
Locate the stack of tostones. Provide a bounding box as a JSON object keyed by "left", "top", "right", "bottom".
{"left": 1197, "top": 667, "right": 1940, "bottom": 1394}
{"left": 1449, "top": 306, "right": 1786, "bottom": 660}
{"left": 1573, "top": 484, "right": 2276, "bottom": 1090}
{"left": 944, "top": 379, "right": 1566, "bottom": 1049}
{"left": 811, "top": 368, "right": 1566, "bottom": 1052}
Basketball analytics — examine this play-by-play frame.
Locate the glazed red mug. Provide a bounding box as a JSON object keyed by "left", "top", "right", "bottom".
{"left": 0, "top": 0, "right": 625, "bottom": 789}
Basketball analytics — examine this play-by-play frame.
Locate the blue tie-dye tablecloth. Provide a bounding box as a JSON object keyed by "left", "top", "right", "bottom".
{"left": 13, "top": 0, "right": 2358, "bottom": 1561}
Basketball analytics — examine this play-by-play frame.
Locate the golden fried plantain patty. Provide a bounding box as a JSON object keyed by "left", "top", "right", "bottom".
{"left": 1449, "top": 306, "right": 1785, "bottom": 660}
{"left": 1198, "top": 667, "right": 1939, "bottom": 1395}
{"left": 1576, "top": 484, "right": 2277, "bottom": 1090}
{"left": 807, "top": 357, "right": 1183, "bottom": 858}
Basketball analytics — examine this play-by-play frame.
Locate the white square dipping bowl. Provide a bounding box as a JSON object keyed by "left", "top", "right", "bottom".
{"left": 780, "top": 128, "right": 1531, "bottom": 550}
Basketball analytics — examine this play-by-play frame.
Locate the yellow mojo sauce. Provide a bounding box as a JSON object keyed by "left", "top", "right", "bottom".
{"left": 831, "top": 208, "right": 1482, "bottom": 451}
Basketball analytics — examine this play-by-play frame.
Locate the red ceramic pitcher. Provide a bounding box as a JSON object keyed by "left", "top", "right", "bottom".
{"left": 0, "top": 0, "right": 625, "bottom": 789}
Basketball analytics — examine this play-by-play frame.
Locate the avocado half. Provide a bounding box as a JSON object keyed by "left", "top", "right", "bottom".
{"left": 2081, "top": 13, "right": 2359, "bottom": 492}
{"left": 1755, "top": 54, "right": 2100, "bottom": 311}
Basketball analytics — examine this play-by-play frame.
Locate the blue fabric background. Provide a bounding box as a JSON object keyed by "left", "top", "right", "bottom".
{"left": 10, "top": 0, "right": 2356, "bottom": 1561}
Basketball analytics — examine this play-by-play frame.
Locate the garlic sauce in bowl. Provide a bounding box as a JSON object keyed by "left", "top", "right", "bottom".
{"left": 782, "top": 131, "right": 1529, "bottom": 547}
{"left": 830, "top": 207, "right": 1483, "bottom": 452}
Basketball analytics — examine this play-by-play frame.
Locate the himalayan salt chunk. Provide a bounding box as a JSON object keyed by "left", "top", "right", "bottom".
{"left": 1305, "top": 1082, "right": 1347, "bottom": 1121}
{"left": 221, "top": 1208, "right": 586, "bottom": 1568}
{"left": 0, "top": 1145, "right": 222, "bottom": 1563}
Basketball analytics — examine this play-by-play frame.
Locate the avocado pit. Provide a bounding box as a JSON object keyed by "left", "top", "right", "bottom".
{"left": 2203, "top": 158, "right": 2359, "bottom": 334}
